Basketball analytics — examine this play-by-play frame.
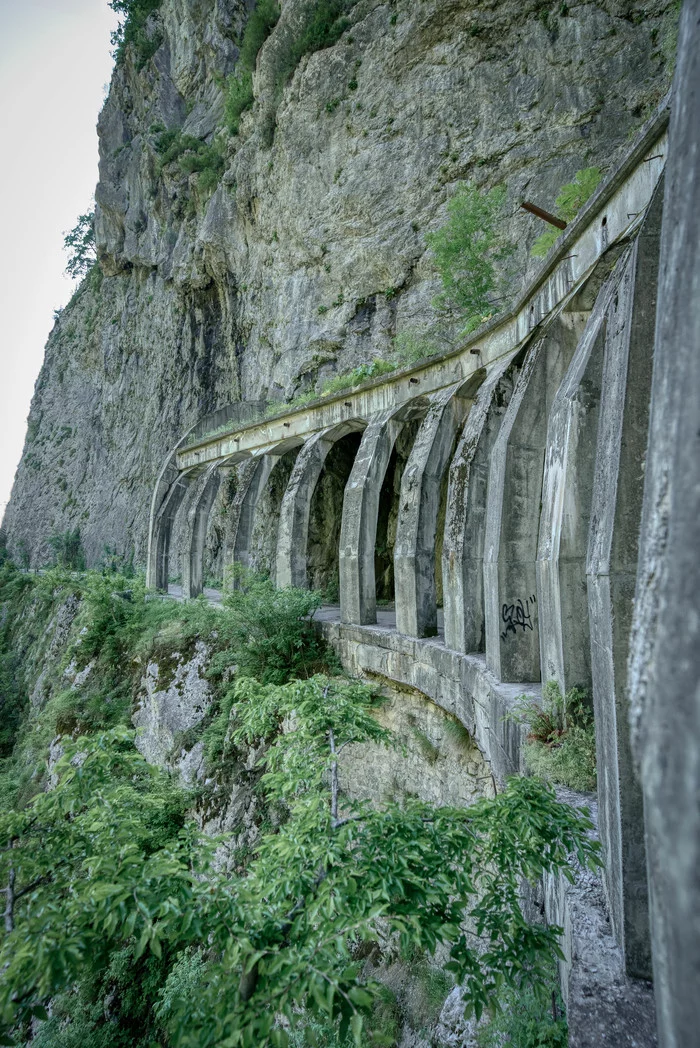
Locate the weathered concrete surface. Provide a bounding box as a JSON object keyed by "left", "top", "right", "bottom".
{"left": 394, "top": 384, "right": 470, "bottom": 638}
{"left": 182, "top": 464, "right": 221, "bottom": 597}
{"left": 587, "top": 189, "right": 662, "bottom": 981}
{"left": 321, "top": 616, "right": 657, "bottom": 1046}
{"left": 537, "top": 292, "right": 609, "bottom": 692}
{"left": 276, "top": 422, "right": 365, "bottom": 589}
{"left": 442, "top": 355, "right": 517, "bottom": 655}
{"left": 339, "top": 410, "right": 405, "bottom": 625}
{"left": 484, "top": 316, "right": 580, "bottom": 682}
{"left": 628, "top": 6, "right": 700, "bottom": 1046}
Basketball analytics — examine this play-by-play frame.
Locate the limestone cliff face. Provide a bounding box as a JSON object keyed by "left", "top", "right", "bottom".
{"left": 3, "top": 0, "right": 677, "bottom": 566}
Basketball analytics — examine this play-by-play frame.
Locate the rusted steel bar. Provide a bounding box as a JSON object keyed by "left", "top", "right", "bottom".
{"left": 520, "top": 200, "right": 567, "bottom": 229}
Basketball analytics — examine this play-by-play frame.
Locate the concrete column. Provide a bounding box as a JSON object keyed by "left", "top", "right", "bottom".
{"left": 220, "top": 460, "right": 261, "bottom": 590}
{"left": 339, "top": 410, "right": 404, "bottom": 625}
{"left": 484, "top": 317, "right": 581, "bottom": 682}
{"left": 147, "top": 468, "right": 196, "bottom": 591}
{"left": 587, "top": 190, "right": 662, "bottom": 981}
{"left": 627, "top": 10, "right": 700, "bottom": 1035}
{"left": 276, "top": 430, "right": 349, "bottom": 590}
{"left": 182, "top": 465, "right": 222, "bottom": 599}
{"left": 442, "top": 354, "right": 517, "bottom": 654}
{"left": 537, "top": 286, "right": 615, "bottom": 692}
{"left": 231, "top": 455, "right": 277, "bottom": 583}
{"left": 395, "top": 384, "right": 470, "bottom": 638}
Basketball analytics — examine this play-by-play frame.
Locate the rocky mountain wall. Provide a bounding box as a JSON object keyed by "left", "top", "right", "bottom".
{"left": 2, "top": 0, "right": 678, "bottom": 566}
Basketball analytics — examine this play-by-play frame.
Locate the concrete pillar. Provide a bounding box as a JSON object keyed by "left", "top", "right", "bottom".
{"left": 442, "top": 354, "right": 517, "bottom": 654}
{"left": 147, "top": 468, "right": 196, "bottom": 591}
{"left": 484, "top": 317, "right": 581, "bottom": 682}
{"left": 231, "top": 455, "right": 277, "bottom": 582}
{"left": 339, "top": 410, "right": 404, "bottom": 625}
{"left": 395, "top": 384, "right": 470, "bottom": 638}
{"left": 276, "top": 426, "right": 363, "bottom": 590}
{"left": 220, "top": 460, "right": 261, "bottom": 590}
{"left": 587, "top": 189, "right": 662, "bottom": 981}
{"left": 182, "top": 465, "right": 222, "bottom": 599}
{"left": 628, "top": 7, "right": 700, "bottom": 1038}
{"left": 537, "top": 288, "right": 614, "bottom": 692}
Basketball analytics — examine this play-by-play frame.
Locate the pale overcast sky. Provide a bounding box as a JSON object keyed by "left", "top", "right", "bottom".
{"left": 0, "top": 0, "right": 118, "bottom": 518}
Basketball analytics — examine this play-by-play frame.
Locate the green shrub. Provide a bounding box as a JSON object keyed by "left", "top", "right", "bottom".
{"left": 270, "top": 0, "right": 356, "bottom": 102}
{"left": 47, "top": 527, "right": 85, "bottom": 571}
{"left": 513, "top": 681, "right": 597, "bottom": 792}
{"left": 531, "top": 167, "right": 602, "bottom": 257}
{"left": 225, "top": 70, "right": 255, "bottom": 134}
{"left": 426, "top": 182, "right": 514, "bottom": 332}
{"left": 213, "top": 570, "right": 331, "bottom": 684}
{"left": 320, "top": 358, "right": 396, "bottom": 396}
{"left": 109, "top": 0, "right": 163, "bottom": 68}
{"left": 224, "top": 0, "right": 280, "bottom": 134}
{"left": 155, "top": 129, "right": 226, "bottom": 192}
{"left": 476, "top": 954, "right": 567, "bottom": 1048}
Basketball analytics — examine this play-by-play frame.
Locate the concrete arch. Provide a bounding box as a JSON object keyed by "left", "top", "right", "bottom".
{"left": 182, "top": 464, "right": 222, "bottom": 599}
{"left": 276, "top": 420, "right": 366, "bottom": 590}
{"left": 394, "top": 383, "right": 472, "bottom": 638}
{"left": 484, "top": 314, "right": 586, "bottom": 682}
{"left": 535, "top": 263, "right": 622, "bottom": 691}
{"left": 442, "top": 353, "right": 519, "bottom": 655}
{"left": 339, "top": 400, "right": 429, "bottom": 625}
{"left": 586, "top": 181, "right": 663, "bottom": 981}
{"left": 147, "top": 467, "right": 199, "bottom": 591}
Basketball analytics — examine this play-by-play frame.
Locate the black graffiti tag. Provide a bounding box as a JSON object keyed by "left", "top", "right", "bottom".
{"left": 501, "top": 594, "right": 536, "bottom": 642}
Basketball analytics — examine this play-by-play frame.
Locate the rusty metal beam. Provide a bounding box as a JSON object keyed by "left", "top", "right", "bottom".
{"left": 520, "top": 200, "right": 567, "bottom": 230}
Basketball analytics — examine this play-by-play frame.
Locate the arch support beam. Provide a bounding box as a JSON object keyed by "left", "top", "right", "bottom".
{"left": 395, "top": 384, "right": 470, "bottom": 638}
{"left": 182, "top": 465, "right": 222, "bottom": 599}
{"left": 442, "top": 355, "right": 517, "bottom": 654}
{"left": 587, "top": 185, "right": 663, "bottom": 981}
{"left": 536, "top": 269, "right": 617, "bottom": 692}
{"left": 147, "top": 469, "right": 197, "bottom": 591}
{"left": 339, "top": 410, "right": 404, "bottom": 625}
{"left": 484, "top": 317, "right": 582, "bottom": 682}
{"left": 231, "top": 455, "right": 278, "bottom": 582}
{"left": 276, "top": 432, "right": 338, "bottom": 590}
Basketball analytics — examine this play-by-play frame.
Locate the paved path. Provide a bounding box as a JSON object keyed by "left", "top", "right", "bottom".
{"left": 166, "top": 585, "right": 445, "bottom": 637}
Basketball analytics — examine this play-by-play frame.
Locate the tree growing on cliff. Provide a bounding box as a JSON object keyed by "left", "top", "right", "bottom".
{"left": 426, "top": 183, "right": 514, "bottom": 335}
{"left": 0, "top": 677, "right": 599, "bottom": 1047}
{"left": 63, "top": 211, "right": 96, "bottom": 281}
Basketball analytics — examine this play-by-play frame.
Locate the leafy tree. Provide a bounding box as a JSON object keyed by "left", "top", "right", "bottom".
{"left": 47, "top": 528, "right": 86, "bottom": 571}
{"left": 0, "top": 677, "right": 599, "bottom": 1047}
{"left": 426, "top": 183, "right": 514, "bottom": 333}
{"left": 109, "top": 0, "right": 163, "bottom": 67}
{"left": 63, "top": 212, "right": 96, "bottom": 281}
{"left": 530, "top": 167, "right": 602, "bottom": 257}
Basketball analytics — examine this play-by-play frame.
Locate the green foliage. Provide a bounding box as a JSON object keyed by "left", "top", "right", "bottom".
{"left": 0, "top": 701, "right": 599, "bottom": 1047}
{"left": 109, "top": 0, "right": 163, "bottom": 67}
{"left": 267, "top": 1, "right": 356, "bottom": 106}
{"left": 47, "top": 528, "right": 85, "bottom": 571}
{"left": 238, "top": 0, "right": 281, "bottom": 70}
{"left": 320, "top": 358, "right": 397, "bottom": 397}
{"left": 155, "top": 129, "right": 226, "bottom": 193}
{"left": 225, "top": 71, "right": 255, "bottom": 134}
{"left": 513, "top": 682, "right": 597, "bottom": 792}
{"left": 224, "top": 0, "right": 280, "bottom": 134}
{"left": 63, "top": 211, "right": 96, "bottom": 281}
{"left": 476, "top": 954, "right": 567, "bottom": 1047}
{"left": 531, "top": 167, "right": 602, "bottom": 257}
{"left": 426, "top": 182, "right": 514, "bottom": 332}
{"left": 215, "top": 569, "right": 331, "bottom": 684}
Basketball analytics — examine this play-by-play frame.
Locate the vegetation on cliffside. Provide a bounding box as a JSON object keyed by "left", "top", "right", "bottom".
{"left": 0, "top": 562, "right": 595, "bottom": 1047}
